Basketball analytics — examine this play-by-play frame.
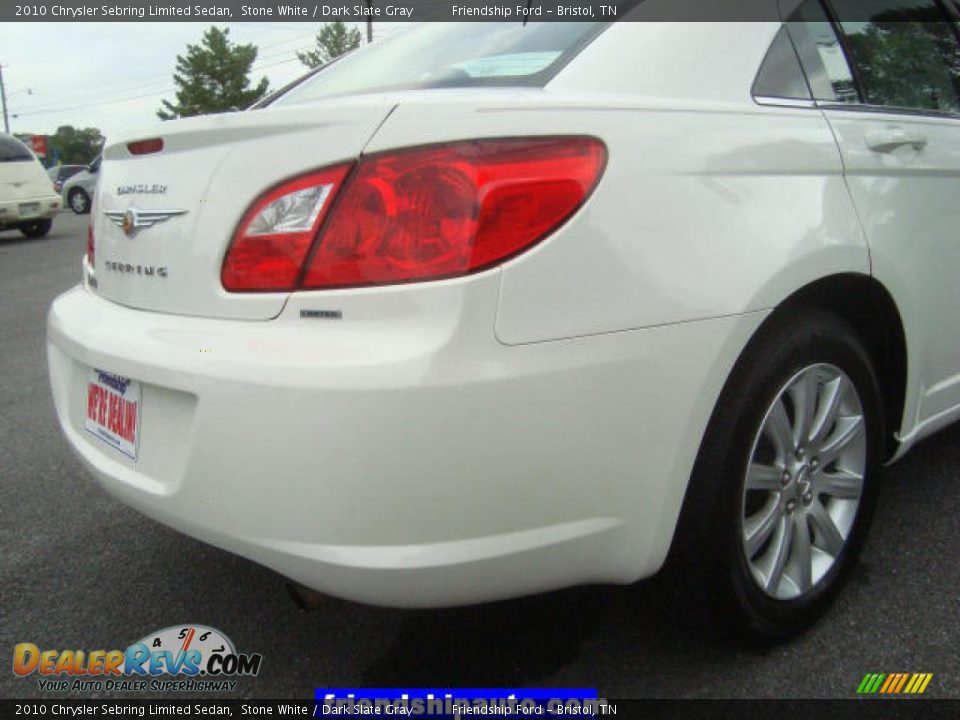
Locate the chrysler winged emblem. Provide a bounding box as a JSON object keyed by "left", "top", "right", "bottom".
{"left": 103, "top": 207, "right": 187, "bottom": 237}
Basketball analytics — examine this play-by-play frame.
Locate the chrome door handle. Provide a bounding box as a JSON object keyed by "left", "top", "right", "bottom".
{"left": 865, "top": 128, "right": 928, "bottom": 153}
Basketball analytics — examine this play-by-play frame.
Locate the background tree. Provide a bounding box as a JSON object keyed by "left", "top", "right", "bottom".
{"left": 297, "top": 22, "right": 363, "bottom": 68}
{"left": 46, "top": 125, "right": 104, "bottom": 165}
{"left": 842, "top": 10, "right": 960, "bottom": 111}
{"left": 158, "top": 26, "right": 269, "bottom": 120}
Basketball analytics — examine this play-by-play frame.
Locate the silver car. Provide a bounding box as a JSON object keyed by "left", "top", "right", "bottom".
{"left": 61, "top": 155, "right": 100, "bottom": 214}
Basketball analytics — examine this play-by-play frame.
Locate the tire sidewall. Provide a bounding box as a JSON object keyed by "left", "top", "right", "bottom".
{"left": 693, "top": 311, "right": 884, "bottom": 640}
{"left": 21, "top": 219, "right": 52, "bottom": 238}
{"left": 69, "top": 190, "right": 89, "bottom": 214}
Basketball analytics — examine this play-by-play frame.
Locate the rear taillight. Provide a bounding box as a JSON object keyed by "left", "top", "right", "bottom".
{"left": 221, "top": 137, "right": 606, "bottom": 292}
{"left": 86, "top": 223, "right": 94, "bottom": 268}
{"left": 128, "top": 138, "right": 164, "bottom": 155}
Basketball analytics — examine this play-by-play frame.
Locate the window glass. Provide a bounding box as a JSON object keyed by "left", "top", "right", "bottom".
{"left": 272, "top": 22, "right": 603, "bottom": 106}
{"left": 833, "top": 0, "right": 960, "bottom": 112}
{"left": 787, "top": 0, "right": 861, "bottom": 102}
{"left": 0, "top": 135, "right": 33, "bottom": 162}
{"left": 753, "top": 26, "right": 813, "bottom": 99}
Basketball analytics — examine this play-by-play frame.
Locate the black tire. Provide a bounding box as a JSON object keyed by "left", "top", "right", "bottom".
{"left": 68, "top": 188, "right": 90, "bottom": 214}
{"left": 20, "top": 219, "right": 53, "bottom": 239}
{"left": 668, "top": 308, "right": 884, "bottom": 643}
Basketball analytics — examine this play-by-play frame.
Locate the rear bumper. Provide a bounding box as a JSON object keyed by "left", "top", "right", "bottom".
{"left": 47, "top": 281, "right": 764, "bottom": 607}
{"left": 0, "top": 194, "right": 59, "bottom": 227}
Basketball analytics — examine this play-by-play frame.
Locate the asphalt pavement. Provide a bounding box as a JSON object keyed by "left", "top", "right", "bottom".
{"left": 1, "top": 211, "right": 958, "bottom": 700}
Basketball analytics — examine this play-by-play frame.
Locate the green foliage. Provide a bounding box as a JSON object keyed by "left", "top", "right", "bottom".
{"left": 158, "top": 26, "right": 269, "bottom": 120}
{"left": 47, "top": 125, "right": 104, "bottom": 165}
{"left": 846, "top": 22, "right": 960, "bottom": 112}
{"left": 297, "top": 22, "right": 363, "bottom": 69}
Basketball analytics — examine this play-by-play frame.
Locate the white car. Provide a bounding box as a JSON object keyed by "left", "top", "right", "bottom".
{"left": 46, "top": 6, "right": 960, "bottom": 640}
{"left": 0, "top": 133, "right": 60, "bottom": 237}
{"left": 61, "top": 155, "right": 100, "bottom": 214}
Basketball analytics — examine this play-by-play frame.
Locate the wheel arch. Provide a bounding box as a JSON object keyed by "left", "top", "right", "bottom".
{"left": 761, "top": 273, "right": 907, "bottom": 461}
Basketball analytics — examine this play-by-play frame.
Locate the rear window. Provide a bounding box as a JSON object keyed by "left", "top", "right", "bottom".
{"left": 271, "top": 22, "right": 604, "bottom": 107}
{"left": 0, "top": 135, "right": 33, "bottom": 162}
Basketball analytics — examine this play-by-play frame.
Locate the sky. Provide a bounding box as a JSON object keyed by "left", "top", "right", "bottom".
{"left": 0, "top": 21, "right": 398, "bottom": 143}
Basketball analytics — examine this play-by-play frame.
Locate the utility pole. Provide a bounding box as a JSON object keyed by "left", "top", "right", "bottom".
{"left": 366, "top": 0, "right": 373, "bottom": 43}
{"left": 0, "top": 64, "right": 9, "bottom": 134}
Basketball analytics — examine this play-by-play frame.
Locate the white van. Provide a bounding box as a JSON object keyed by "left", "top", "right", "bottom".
{"left": 0, "top": 133, "right": 61, "bottom": 238}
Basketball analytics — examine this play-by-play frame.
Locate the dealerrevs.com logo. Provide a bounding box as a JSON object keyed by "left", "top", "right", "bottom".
{"left": 12, "top": 625, "right": 263, "bottom": 693}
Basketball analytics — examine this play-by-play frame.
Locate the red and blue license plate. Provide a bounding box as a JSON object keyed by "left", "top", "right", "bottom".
{"left": 85, "top": 368, "right": 141, "bottom": 460}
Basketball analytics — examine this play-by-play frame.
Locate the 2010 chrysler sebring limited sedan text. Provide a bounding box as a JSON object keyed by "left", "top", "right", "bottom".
{"left": 47, "top": 1, "right": 960, "bottom": 640}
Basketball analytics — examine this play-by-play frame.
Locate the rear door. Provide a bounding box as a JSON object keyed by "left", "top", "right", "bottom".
{"left": 787, "top": 0, "right": 960, "bottom": 429}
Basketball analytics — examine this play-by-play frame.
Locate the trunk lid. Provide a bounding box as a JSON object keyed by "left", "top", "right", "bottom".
{"left": 93, "top": 98, "right": 395, "bottom": 320}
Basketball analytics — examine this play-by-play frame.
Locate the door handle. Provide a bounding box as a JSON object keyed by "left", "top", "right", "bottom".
{"left": 865, "top": 128, "right": 928, "bottom": 153}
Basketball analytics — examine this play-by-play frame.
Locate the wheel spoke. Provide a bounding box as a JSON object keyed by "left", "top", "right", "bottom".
{"left": 788, "top": 370, "right": 818, "bottom": 447}
{"left": 747, "top": 462, "right": 783, "bottom": 491}
{"left": 764, "top": 516, "right": 793, "bottom": 594}
{"left": 788, "top": 514, "right": 813, "bottom": 593}
{"left": 763, "top": 397, "right": 796, "bottom": 460}
{"left": 744, "top": 499, "right": 782, "bottom": 557}
{"left": 809, "top": 375, "right": 843, "bottom": 445}
{"left": 818, "top": 415, "right": 864, "bottom": 467}
{"left": 808, "top": 499, "right": 845, "bottom": 556}
{"left": 815, "top": 469, "right": 863, "bottom": 500}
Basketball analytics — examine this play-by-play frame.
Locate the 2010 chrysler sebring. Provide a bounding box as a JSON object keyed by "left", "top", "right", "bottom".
{"left": 47, "top": 1, "right": 960, "bottom": 640}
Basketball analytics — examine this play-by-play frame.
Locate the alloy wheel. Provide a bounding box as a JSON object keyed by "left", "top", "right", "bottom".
{"left": 741, "top": 363, "right": 866, "bottom": 600}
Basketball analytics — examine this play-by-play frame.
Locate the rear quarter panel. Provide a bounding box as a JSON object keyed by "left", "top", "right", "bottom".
{"left": 367, "top": 23, "right": 869, "bottom": 344}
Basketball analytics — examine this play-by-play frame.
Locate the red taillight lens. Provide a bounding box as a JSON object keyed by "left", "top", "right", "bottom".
{"left": 222, "top": 165, "right": 352, "bottom": 291}
{"left": 222, "top": 137, "right": 606, "bottom": 292}
{"left": 128, "top": 138, "right": 164, "bottom": 155}
{"left": 86, "top": 223, "right": 94, "bottom": 268}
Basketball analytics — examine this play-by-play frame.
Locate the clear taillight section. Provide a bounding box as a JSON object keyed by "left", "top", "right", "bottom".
{"left": 222, "top": 137, "right": 607, "bottom": 293}
{"left": 221, "top": 165, "right": 351, "bottom": 291}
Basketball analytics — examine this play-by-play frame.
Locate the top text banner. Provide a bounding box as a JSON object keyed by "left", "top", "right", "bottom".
{"left": 5, "top": 0, "right": 794, "bottom": 23}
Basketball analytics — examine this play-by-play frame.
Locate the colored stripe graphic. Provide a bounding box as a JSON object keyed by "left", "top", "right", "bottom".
{"left": 907, "top": 673, "right": 933, "bottom": 694}
{"left": 893, "top": 673, "right": 909, "bottom": 693}
{"left": 858, "top": 673, "right": 933, "bottom": 695}
{"left": 879, "top": 674, "right": 896, "bottom": 693}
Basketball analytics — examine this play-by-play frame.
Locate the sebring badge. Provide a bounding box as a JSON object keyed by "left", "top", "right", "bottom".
{"left": 103, "top": 207, "right": 187, "bottom": 237}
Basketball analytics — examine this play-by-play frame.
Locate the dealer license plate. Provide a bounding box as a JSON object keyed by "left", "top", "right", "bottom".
{"left": 85, "top": 368, "right": 141, "bottom": 460}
